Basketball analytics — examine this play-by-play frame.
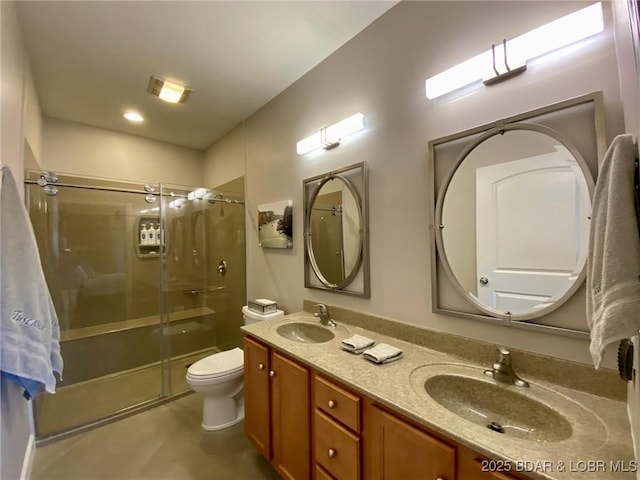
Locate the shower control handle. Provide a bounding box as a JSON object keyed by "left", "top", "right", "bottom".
{"left": 217, "top": 260, "right": 227, "bottom": 276}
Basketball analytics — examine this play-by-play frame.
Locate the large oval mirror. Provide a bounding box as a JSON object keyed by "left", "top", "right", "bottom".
{"left": 304, "top": 162, "right": 369, "bottom": 297}
{"left": 435, "top": 123, "right": 594, "bottom": 320}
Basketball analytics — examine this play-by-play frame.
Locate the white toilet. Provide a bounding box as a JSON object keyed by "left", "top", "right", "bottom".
{"left": 186, "top": 305, "right": 284, "bottom": 431}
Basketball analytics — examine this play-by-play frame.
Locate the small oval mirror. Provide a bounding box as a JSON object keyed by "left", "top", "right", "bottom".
{"left": 437, "top": 124, "right": 593, "bottom": 319}
{"left": 308, "top": 176, "right": 362, "bottom": 286}
{"left": 304, "top": 162, "right": 369, "bottom": 297}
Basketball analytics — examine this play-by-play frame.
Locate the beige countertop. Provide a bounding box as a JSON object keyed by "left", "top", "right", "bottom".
{"left": 242, "top": 311, "right": 636, "bottom": 480}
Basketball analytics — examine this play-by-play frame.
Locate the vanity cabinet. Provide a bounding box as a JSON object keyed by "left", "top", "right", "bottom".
{"left": 456, "top": 446, "right": 523, "bottom": 480}
{"left": 244, "top": 336, "right": 271, "bottom": 458}
{"left": 243, "top": 336, "right": 311, "bottom": 480}
{"left": 366, "top": 404, "right": 455, "bottom": 480}
{"left": 244, "top": 335, "right": 527, "bottom": 480}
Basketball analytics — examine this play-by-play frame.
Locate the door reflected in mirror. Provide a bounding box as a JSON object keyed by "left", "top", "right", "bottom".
{"left": 441, "top": 128, "right": 592, "bottom": 317}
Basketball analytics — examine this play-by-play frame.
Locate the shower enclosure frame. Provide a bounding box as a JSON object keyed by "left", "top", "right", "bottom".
{"left": 24, "top": 170, "right": 246, "bottom": 445}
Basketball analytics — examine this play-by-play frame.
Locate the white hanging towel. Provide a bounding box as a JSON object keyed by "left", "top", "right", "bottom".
{"left": 0, "top": 166, "right": 63, "bottom": 398}
{"left": 586, "top": 134, "right": 640, "bottom": 368}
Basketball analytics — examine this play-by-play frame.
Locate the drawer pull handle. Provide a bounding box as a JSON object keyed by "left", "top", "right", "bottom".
{"left": 435, "top": 477, "right": 447, "bottom": 480}
{"left": 328, "top": 400, "right": 336, "bottom": 409}
{"left": 258, "top": 363, "right": 265, "bottom": 370}
{"left": 328, "top": 448, "right": 336, "bottom": 458}
{"left": 269, "top": 370, "right": 276, "bottom": 377}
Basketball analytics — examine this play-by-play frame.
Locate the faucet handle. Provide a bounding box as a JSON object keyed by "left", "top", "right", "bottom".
{"left": 314, "top": 303, "right": 328, "bottom": 315}
{"left": 497, "top": 347, "right": 512, "bottom": 363}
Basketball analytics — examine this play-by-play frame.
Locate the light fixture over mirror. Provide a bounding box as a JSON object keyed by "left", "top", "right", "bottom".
{"left": 429, "top": 92, "right": 604, "bottom": 338}
{"left": 297, "top": 113, "right": 365, "bottom": 155}
{"left": 425, "top": 2, "right": 604, "bottom": 99}
{"left": 304, "top": 162, "right": 369, "bottom": 297}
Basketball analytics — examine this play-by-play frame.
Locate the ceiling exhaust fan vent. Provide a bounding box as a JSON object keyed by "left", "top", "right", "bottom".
{"left": 146, "top": 75, "right": 192, "bottom": 104}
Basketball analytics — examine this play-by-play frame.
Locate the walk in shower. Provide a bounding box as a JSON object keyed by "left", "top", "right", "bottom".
{"left": 25, "top": 171, "right": 246, "bottom": 440}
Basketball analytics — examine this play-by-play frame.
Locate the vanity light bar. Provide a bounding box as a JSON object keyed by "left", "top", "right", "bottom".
{"left": 297, "top": 113, "right": 365, "bottom": 155}
{"left": 425, "top": 2, "right": 604, "bottom": 99}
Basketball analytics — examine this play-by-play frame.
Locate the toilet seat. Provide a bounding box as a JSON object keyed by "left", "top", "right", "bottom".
{"left": 187, "top": 347, "right": 244, "bottom": 380}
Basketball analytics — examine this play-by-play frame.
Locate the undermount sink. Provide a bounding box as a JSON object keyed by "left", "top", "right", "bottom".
{"left": 276, "top": 322, "right": 336, "bottom": 343}
{"left": 423, "top": 374, "right": 572, "bottom": 443}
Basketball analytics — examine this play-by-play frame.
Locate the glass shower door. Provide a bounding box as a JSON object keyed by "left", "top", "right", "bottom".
{"left": 27, "top": 174, "right": 164, "bottom": 438}
{"left": 160, "top": 184, "right": 246, "bottom": 396}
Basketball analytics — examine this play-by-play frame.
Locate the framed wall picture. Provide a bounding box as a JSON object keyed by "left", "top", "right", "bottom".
{"left": 258, "top": 200, "right": 293, "bottom": 249}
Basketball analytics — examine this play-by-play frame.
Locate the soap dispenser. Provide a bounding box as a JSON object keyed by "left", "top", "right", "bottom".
{"left": 148, "top": 223, "right": 156, "bottom": 246}
{"left": 140, "top": 224, "right": 148, "bottom": 245}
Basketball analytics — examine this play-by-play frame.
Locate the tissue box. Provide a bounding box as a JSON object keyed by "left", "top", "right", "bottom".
{"left": 248, "top": 298, "right": 278, "bottom": 314}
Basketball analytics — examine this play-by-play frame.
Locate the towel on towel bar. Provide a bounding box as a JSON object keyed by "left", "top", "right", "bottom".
{"left": 586, "top": 134, "right": 640, "bottom": 368}
{"left": 341, "top": 334, "right": 375, "bottom": 354}
{"left": 0, "top": 166, "right": 63, "bottom": 399}
{"left": 363, "top": 343, "right": 403, "bottom": 364}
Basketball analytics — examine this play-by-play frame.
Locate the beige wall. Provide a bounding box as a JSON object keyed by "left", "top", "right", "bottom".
{"left": 41, "top": 117, "right": 205, "bottom": 186}
{"left": 203, "top": 122, "right": 245, "bottom": 188}
{"left": 23, "top": 60, "right": 42, "bottom": 163}
{"left": 206, "top": 2, "right": 629, "bottom": 369}
{"left": 2, "top": 1, "right": 25, "bottom": 189}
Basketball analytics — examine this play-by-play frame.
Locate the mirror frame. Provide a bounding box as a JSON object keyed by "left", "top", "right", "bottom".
{"left": 303, "top": 162, "right": 370, "bottom": 297}
{"left": 428, "top": 92, "right": 605, "bottom": 339}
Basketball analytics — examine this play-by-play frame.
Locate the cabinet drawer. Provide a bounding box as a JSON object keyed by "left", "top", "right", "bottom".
{"left": 314, "top": 375, "right": 360, "bottom": 433}
{"left": 315, "top": 410, "right": 360, "bottom": 480}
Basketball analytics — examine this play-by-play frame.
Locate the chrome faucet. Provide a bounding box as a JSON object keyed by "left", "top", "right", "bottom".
{"left": 313, "top": 303, "right": 336, "bottom": 328}
{"left": 484, "top": 347, "right": 529, "bottom": 388}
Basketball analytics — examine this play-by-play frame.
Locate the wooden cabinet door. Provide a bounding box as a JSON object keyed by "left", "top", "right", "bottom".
{"left": 271, "top": 351, "right": 311, "bottom": 480}
{"left": 243, "top": 336, "right": 271, "bottom": 460}
{"left": 369, "top": 406, "right": 455, "bottom": 480}
{"left": 457, "top": 447, "right": 523, "bottom": 480}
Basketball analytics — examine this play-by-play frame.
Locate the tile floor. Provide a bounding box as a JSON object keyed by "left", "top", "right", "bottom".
{"left": 36, "top": 348, "right": 216, "bottom": 436}
{"left": 31, "top": 393, "right": 281, "bottom": 480}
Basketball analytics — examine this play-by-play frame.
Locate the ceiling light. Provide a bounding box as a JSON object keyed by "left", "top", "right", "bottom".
{"left": 147, "top": 76, "right": 192, "bottom": 104}
{"left": 425, "top": 2, "right": 604, "bottom": 99}
{"left": 297, "top": 113, "right": 365, "bottom": 155}
{"left": 123, "top": 111, "right": 144, "bottom": 122}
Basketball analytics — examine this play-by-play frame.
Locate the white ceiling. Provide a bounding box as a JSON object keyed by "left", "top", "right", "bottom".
{"left": 16, "top": 1, "right": 396, "bottom": 151}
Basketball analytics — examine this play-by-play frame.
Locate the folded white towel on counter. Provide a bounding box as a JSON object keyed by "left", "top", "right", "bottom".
{"left": 363, "top": 343, "right": 403, "bottom": 364}
{"left": 341, "top": 334, "right": 375, "bottom": 354}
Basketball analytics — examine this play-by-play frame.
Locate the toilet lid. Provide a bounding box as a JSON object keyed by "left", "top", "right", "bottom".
{"left": 187, "top": 347, "right": 244, "bottom": 378}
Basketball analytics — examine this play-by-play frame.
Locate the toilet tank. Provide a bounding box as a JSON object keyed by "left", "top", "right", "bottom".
{"left": 242, "top": 305, "right": 284, "bottom": 325}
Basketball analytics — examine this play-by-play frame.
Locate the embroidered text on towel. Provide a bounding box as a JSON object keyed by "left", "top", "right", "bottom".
{"left": 12, "top": 310, "right": 47, "bottom": 331}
